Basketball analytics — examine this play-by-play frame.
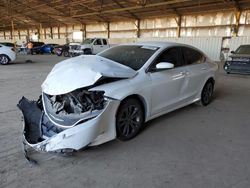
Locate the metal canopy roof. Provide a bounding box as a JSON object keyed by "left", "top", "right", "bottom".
{"left": 0, "top": 0, "right": 250, "bottom": 30}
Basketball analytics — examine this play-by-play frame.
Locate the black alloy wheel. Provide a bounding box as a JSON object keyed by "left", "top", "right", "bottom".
{"left": 116, "top": 98, "right": 144, "bottom": 140}
{"left": 63, "top": 51, "right": 69, "bottom": 57}
{"left": 201, "top": 81, "right": 214, "bottom": 106}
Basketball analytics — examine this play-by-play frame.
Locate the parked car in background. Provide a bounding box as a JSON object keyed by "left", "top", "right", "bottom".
{"left": 53, "top": 44, "right": 70, "bottom": 57}
{"left": 0, "top": 42, "right": 15, "bottom": 48}
{"left": 18, "top": 42, "right": 218, "bottom": 161}
{"left": 224, "top": 45, "right": 250, "bottom": 74}
{"left": 30, "top": 42, "right": 45, "bottom": 54}
{"left": 68, "top": 38, "right": 110, "bottom": 56}
{"left": 39, "top": 43, "right": 58, "bottom": 54}
{"left": 0, "top": 44, "right": 16, "bottom": 65}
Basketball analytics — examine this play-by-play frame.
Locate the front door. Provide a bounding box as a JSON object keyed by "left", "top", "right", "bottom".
{"left": 149, "top": 47, "right": 188, "bottom": 116}
{"left": 92, "top": 39, "right": 103, "bottom": 54}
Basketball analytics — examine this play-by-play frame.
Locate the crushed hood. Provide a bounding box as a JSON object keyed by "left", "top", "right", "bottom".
{"left": 42, "top": 55, "right": 137, "bottom": 95}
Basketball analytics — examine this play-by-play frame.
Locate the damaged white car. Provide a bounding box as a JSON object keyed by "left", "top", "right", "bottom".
{"left": 18, "top": 42, "right": 218, "bottom": 162}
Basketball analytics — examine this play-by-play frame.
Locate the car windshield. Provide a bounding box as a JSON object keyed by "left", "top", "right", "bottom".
{"left": 82, "top": 39, "right": 95, "bottom": 44}
{"left": 98, "top": 45, "right": 159, "bottom": 70}
{"left": 235, "top": 45, "right": 250, "bottom": 54}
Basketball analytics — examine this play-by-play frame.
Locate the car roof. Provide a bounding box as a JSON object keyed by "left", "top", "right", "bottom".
{"left": 132, "top": 41, "right": 192, "bottom": 48}
{"left": 238, "top": 44, "right": 250, "bottom": 47}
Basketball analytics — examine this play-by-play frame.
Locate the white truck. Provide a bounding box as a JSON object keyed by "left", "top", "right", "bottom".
{"left": 68, "top": 38, "right": 110, "bottom": 56}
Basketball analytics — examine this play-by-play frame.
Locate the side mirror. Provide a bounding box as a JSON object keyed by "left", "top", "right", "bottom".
{"left": 231, "top": 51, "right": 235, "bottom": 54}
{"left": 156, "top": 62, "right": 174, "bottom": 69}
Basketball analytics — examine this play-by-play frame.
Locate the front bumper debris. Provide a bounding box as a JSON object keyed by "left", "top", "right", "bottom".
{"left": 17, "top": 96, "right": 120, "bottom": 164}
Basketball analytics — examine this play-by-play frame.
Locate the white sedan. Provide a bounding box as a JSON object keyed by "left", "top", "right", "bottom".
{"left": 18, "top": 42, "right": 218, "bottom": 161}
{"left": 0, "top": 44, "right": 16, "bottom": 65}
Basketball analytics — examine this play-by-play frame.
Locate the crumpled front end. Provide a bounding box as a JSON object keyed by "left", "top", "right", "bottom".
{"left": 17, "top": 88, "right": 120, "bottom": 160}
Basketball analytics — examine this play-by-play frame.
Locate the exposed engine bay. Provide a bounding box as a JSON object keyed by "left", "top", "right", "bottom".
{"left": 18, "top": 89, "right": 106, "bottom": 144}
{"left": 42, "top": 90, "right": 106, "bottom": 127}
{"left": 48, "top": 90, "right": 105, "bottom": 115}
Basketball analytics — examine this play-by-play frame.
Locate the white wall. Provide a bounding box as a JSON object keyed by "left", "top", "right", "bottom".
{"left": 229, "top": 36, "right": 250, "bottom": 51}
{"left": 1, "top": 10, "right": 250, "bottom": 61}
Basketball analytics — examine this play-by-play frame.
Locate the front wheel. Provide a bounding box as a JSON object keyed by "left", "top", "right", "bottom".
{"left": 116, "top": 98, "right": 144, "bottom": 141}
{"left": 83, "top": 48, "right": 92, "bottom": 55}
{"left": 0, "top": 54, "right": 10, "bottom": 65}
{"left": 63, "top": 51, "right": 69, "bottom": 57}
{"left": 201, "top": 81, "right": 214, "bottom": 106}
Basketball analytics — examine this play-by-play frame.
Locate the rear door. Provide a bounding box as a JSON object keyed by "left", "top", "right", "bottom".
{"left": 181, "top": 47, "right": 208, "bottom": 101}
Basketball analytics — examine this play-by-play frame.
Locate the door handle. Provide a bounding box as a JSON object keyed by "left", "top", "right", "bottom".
{"left": 172, "top": 72, "right": 186, "bottom": 79}
{"left": 201, "top": 67, "right": 207, "bottom": 70}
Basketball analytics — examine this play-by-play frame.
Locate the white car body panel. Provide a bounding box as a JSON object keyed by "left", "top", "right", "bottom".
{"left": 18, "top": 42, "right": 218, "bottom": 161}
{"left": 22, "top": 99, "right": 120, "bottom": 152}
{"left": 0, "top": 45, "right": 16, "bottom": 62}
{"left": 42, "top": 55, "right": 137, "bottom": 95}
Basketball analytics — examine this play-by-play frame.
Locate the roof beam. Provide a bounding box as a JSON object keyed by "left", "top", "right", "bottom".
{"left": 72, "top": 0, "right": 191, "bottom": 18}
{"left": 43, "top": 3, "right": 83, "bottom": 24}
{"left": 112, "top": 0, "right": 140, "bottom": 20}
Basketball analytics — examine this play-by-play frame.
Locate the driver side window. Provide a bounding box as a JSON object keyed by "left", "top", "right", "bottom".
{"left": 94, "top": 39, "right": 102, "bottom": 45}
{"left": 153, "top": 47, "right": 182, "bottom": 69}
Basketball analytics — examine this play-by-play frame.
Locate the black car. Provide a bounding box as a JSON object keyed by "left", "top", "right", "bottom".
{"left": 53, "top": 44, "right": 70, "bottom": 57}
{"left": 224, "top": 45, "right": 250, "bottom": 74}
{"left": 30, "top": 42, "right": 45, "bottom": 54}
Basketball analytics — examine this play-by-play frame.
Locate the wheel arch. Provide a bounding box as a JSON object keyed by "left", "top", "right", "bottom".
{"left": 117, "top": 94, "right": 148, "bottom": 122}
{"left": 0, "top": 54, "right": 10, "bottom": 59}
{"left": 205, "top": 77, "right": 215, "bottom": 85}
{"left": 83, "top": 48, "right": 92, "bottom": 54}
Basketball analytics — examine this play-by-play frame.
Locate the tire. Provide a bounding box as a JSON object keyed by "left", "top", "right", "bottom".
{"left": 83, "top": 48, "right": 92, "bottom": 55}
{"left": 116, "top": 98, "right": 144, "bottom": 141}
{"left": 200, "top": 81, "right": 214, "bottom": 106}
{"left": 63, "top": 51, "right": 69, "bottom": 57}
{"left": 0, "top": 54, "right": 10, "bottom": 65}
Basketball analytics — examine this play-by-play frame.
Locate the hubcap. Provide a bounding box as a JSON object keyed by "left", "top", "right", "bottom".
{"left": 0, "top": 56, "right": 8, "bottom": 64}
{"left": 118, "top": 105, "right": 141, "bottom": 137}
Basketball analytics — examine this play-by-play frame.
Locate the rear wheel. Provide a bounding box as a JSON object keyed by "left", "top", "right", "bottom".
{"left": 116, "top": 98, "right": 144, "bottom": 141}
{"left": 0, "top": 54, "right": 10, "bottom": 65}
{"left": 63, "top": 51, "right": 69, "bottom": 57}
{"left": 201, "top": 81, "right": 214, "bottom": 106}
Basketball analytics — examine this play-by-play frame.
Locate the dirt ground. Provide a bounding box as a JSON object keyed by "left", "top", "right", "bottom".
{"left": 0, "top": 54, "right": 250, "bottom": 188}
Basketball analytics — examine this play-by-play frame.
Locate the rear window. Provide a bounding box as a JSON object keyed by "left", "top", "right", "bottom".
{"left": 182, "top": 47, "right": 205, "bottom": 65}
